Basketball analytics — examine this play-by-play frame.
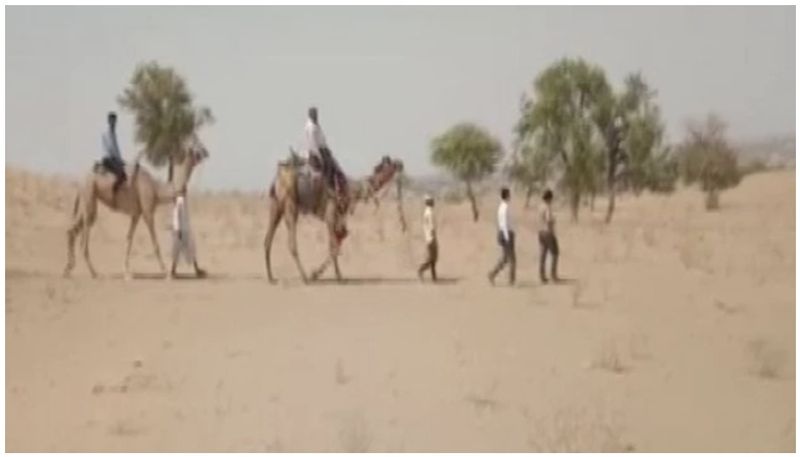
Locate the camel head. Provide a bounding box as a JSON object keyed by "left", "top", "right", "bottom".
{"left": 173, "top": 133, "right": 210, "bottom": 193}
{"left": 369, "top": 155, "right": 404, "bottom": 191}
{"left": 185, "top": 133, "right": 210, "bottom": 167}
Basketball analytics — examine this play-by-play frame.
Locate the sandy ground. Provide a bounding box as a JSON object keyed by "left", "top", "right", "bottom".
{"left": 5, "top": 167, "right": 795, "bottom": 451}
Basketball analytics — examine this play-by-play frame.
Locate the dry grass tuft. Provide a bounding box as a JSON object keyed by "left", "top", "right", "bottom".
{"left": 527, "top": 407, "right": 634, "bottom": 452}
{"left": 748, "top": 338, "right": 785, "bottom": 380}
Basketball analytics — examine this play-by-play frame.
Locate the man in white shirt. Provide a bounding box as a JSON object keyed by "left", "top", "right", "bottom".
{"left": 417, "top": 195, "right": 438, "bottom": 282}
{"left": 538, "top": 189, "right": 560, "bottom": 283}
{"left": 304, "top": 106, "right": 328, "bottom": 164}
{"left": 488, "top": 187, "right": 515, "bottom": 286}
{"left": 169, "top": 189, "right": 206, "bottom": 279}
{"left": 304, "top": 107, "right": 348, "bottom": 211}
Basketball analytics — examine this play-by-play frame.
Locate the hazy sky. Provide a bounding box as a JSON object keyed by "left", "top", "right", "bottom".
{"left": 6, "top": 6, "right": 795, "bottom": 190}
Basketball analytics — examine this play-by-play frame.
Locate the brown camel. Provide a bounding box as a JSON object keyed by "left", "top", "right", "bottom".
{"left": 63, "top": 136, "right": 209, "bottom": 279}
{"left": 263, "top": 155, "right": 403, "bottom": 283}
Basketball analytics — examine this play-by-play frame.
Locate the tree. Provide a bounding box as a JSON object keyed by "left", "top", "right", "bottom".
{"left": 640, "top": 146, "right": 679, "bottom": 194}
{"left": 118, "top": 61, "right": 213, "bottom": 182}
{"left": 590, "top": 72, "right": 677, "bottom": 222}
{"left": 515, "top": 58, "right": 609, "bottom": 221}
{"left": 431, "top": 123, "right": 503, "bottom": 221}
{"left": 506, "top": 143, "right": 554, "bottom": 208}
{"left": 677, "top": 114, "right": 741, "bottom": 210}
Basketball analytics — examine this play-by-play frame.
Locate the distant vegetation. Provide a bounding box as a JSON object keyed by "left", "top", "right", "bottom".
{"left": 432, "top": 56, "right": 788, "bottom": 220}
{"left": 430, "top": 123, "right": 503, "bottom": 221}
{"left": 511, "top": 58, "right": 676, "bottom": 222}
{"left": 676, "top": 114, "right": 742, "bottom": 210}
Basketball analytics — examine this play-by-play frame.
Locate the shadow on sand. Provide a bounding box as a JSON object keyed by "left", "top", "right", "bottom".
{"left": 309, "top": 276, "right": 462, "bottom": 286}
{"left": 497, "top": 278, "right": 579, "bottom": 289}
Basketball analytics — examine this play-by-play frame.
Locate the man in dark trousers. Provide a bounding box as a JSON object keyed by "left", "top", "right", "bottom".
{"left": 488, "top": 187, "right": 515, "bottom": 286}
{"left": 417, "top": 195, "right": 438, "bottom": 282}
{"left": 539, "top": 189, "right": 560, "bottom": 283}
{"left": 101, "top": 111, "right": 126, "bottom": 207}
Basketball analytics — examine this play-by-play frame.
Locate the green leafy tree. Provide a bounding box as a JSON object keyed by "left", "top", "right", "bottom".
{"left": 506, "top": 143, "right": 554, "bottom": 208}
{"left": 594, "top": 72, "right": 676, "bottom": 222}
{"left": 118, "top": 61, "right": 213, "bottom": 182}
{"left": 431, "top": 123, "right": 503, "bottom": 221}
{"left": 641, "top": 146, "right": 679, "bottom": 194}
{"left": 515, "top": 58, "right": 608, "bottom": 221}
{"left": 678, "top": 114, "right": 741, "bottom": 210}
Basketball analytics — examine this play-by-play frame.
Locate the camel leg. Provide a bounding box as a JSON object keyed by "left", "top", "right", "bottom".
{"left": 284, "top": 208, "right": 308, "bottom": 283}
{"left": 311, "top": 210, "right": 343, "bottom": 282}
{"left": 143, "top": 214, "right": 167, "bottom": 276}
{"left": 311, "top": 234, "right": 343, "bottom": 282}
{"left": 331, "top": 236, "right": 343, "bottom": 281}
{"left": 263, "top": 198, "right": 284, "bottom": 283}
{"left": 63, "top": 217, "right": 84, "bottom": 277}
{"left": 372, "top": 194, "right": 380, "bottom": 213}
{"left": 123, "top": 214, "right": 140, "bottom": 280}
{"left": 311, "top": 255, "right": 332, "bottom": 281}
{"left": 81, "top": 216, "right": 98, "bottom": 279}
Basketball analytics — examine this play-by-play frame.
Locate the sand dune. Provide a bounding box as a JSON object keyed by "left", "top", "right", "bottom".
{"left": 5, "top": 167, "right": 795, "bottom": 451}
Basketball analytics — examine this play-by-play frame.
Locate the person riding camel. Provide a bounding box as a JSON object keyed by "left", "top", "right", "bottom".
{"left": 101, "top": 111, "right": 126, "bottom": 207}
{"left": 304, "top": 106, "right": 348, "bottom": 212}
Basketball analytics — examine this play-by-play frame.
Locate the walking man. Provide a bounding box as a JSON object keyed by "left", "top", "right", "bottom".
{"left": 539, "top": 189, "right": 560, "bottom": 283}
{"left": 488, "top": 187, "right": 515, "bottom": 286}
{"left": 169, "top": 189, "right": 206, "bottom": 279}
{"left": 417, "top": 195, "right": 438, "bottom": 282}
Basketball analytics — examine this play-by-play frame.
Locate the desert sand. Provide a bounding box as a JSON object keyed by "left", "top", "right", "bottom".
{"left": 5, "top": 167, "right": 795, "bottom": 451}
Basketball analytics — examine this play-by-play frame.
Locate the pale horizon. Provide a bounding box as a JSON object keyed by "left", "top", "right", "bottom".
{"left": 6, "top": 6, "right": 795, "bottom": 190}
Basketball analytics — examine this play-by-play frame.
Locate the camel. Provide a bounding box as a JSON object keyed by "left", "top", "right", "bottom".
{"left": 63, "top": 135, "right": 209, "bottom": 279}
{"left": 263, "top": 155, "right": 404, "bottom": 283}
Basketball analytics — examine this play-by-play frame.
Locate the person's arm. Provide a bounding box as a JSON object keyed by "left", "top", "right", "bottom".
{"left": 316, "top": 126, "right": 328, "bottom": 149}
{"left": 305, "top": 123, "right": 315, "bottom": 152}
{"left": 112, "top": 133, "right": 122, "bottom": 158}
{"left": 102, "top": 132, "right": 111, "bottom": 156}
{"left": 423, "top": 209, "right": 433, "bottom": 239}
{"left": 545, "top": 205, "right": 554, "bottom": 233}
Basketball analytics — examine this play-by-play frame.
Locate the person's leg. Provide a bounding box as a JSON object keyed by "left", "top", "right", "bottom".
{"left": 508, "top": 234, "right": 516, "bottom": 285}
{"left": 489, "top": 235, "right": 508, "bottom": 284}
{"left": 418, "top": 243, "right": 432, "bottom": 279}
{"left": 320, "top": 148, "right": 336, "bottom": 188}
{"left": 539, "top": 232, "right": 549, "bottom": 283}
{"left": 193, "top": 261, "right": 207, "bottom": 278}
{"left": 550, "top": 234, "right": 560, "bottom": 281}
{"left": 111, "top": 158, "right": 125, "bottom": 192}
{"left": 169, "top": 232, "right": 179, "bottom": 279}
{"left": 186, "top": 236, "right": 205, "bottom": 278}
{"left": 430, "top": 240, "right": 438, "bottom": 282}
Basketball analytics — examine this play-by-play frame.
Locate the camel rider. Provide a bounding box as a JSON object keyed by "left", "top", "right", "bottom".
{"left": 101, "top": 111, "right": 126, "bottom": 203}
{"left": 305, "top": 106, "right": 348, "bottom": 211}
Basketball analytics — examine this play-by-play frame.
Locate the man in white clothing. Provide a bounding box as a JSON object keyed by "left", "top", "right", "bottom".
{"left": 488, "top": 187, "right": 515, "bottom": 286}
{"left": 304, "top": 106, "right": 348, "bottom": 212}
{"left": 169, "top": 189, "right": 206, "bottom": 279}
{"left": 417, "top": 195, "right": 438, "bottom": 282}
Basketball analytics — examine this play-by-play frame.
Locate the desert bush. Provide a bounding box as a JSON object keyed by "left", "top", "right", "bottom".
{"left": 677, "top": 114, "right": 741, "bottom": 210}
